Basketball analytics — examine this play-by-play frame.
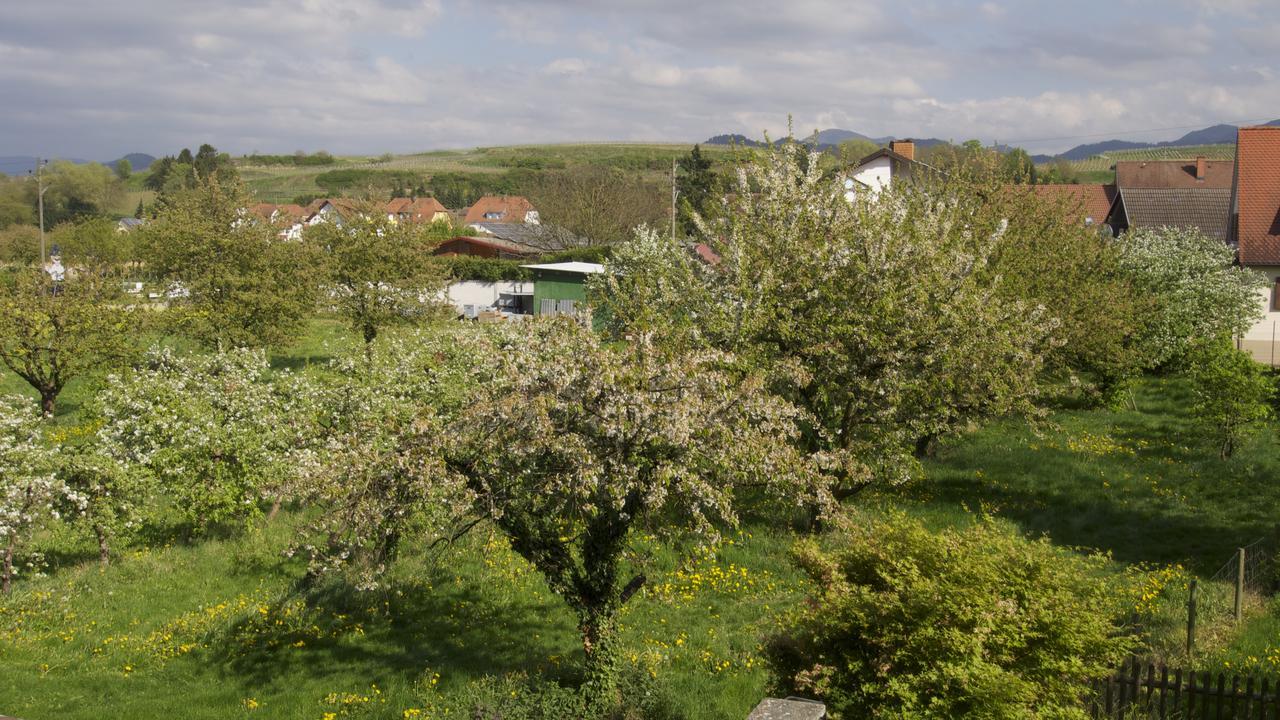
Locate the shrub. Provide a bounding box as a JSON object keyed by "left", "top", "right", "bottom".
{"left": 1186, "top": 338, "right": 1274, "bottom": 459}
{"left": 766, "top": 513, "right": 1136, "bottom": 720}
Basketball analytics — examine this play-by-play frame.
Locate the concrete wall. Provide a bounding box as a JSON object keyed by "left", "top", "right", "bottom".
{"left": 446, "top": 280, "right": 531, "bottom": 315}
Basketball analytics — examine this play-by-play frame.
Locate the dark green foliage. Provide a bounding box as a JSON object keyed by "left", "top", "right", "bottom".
{"left": 675, "top": 145, "right": 723, "bottom": 236}
{"left": 1186, "top": 338, "right": 1274, "bottom": 459}
{"left": 440, "top": 256, "right": 532, "bottom": 282}
{"left": 767, "top": 513, "right": 1137, "bottom": 720}
{"left": 145, "top": 145, "right": 239, "bottom": 194}
{"left": 242, "top": 152, "right": 336, "bottom": 167}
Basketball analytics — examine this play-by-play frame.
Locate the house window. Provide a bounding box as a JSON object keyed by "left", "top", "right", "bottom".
{"left": 1273, "top": 278, "right": 1280, "bottom": 312}
{"left": 484, "top": 211, "right": 503, "bottom": 220}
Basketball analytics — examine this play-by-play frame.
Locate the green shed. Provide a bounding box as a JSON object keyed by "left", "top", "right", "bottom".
{"left": 523, "top": 262, "right": 605, "bottom": 318}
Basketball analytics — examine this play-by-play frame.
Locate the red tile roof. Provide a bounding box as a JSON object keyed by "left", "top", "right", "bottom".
{"left": 1235, "top": 127, "right": 1280, "bottom": 266}
{"left": 385, "top": 198, "right": 413, "bottom": 214}
{"left": 1030, "top": 184, "right": 1118, "bottom": 225}
{"left": 464, "top": 195, "right": 537, "bottom": 225}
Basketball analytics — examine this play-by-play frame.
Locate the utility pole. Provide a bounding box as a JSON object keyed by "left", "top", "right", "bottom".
{"left": 670, "top": 157, "right": 678, "bottom": 240}
{"left": 30, "top": 158, "right": 50, "bottom": 264}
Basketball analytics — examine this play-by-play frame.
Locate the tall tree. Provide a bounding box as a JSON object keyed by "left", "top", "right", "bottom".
{"left": 140, "top": 177, "right": 320, "bottom": 349}
{"left": 595, "top": 141, "right": 1054, "bottom": 493}
{"left": 304, "top": 207, "right": 452, "bottom": 354}
{"left": 528, "top": 165, "right": 666, "bottom": 245}
{"left": 114, "top": 158, "right": 132, "bottom": 181}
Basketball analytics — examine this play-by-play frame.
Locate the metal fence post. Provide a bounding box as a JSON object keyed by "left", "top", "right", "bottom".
{"left": 1187, "top": 579, "right": 1198, "bottom": 658}
{"left": 1235, "top": 547, "right": 1246, "bottom": 622}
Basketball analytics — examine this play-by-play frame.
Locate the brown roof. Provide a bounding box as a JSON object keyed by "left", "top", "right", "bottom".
{"left": 405, "top": 197, "right": 449, "bottom": 222}
{"left": 1030, "top": 184, "right": 1118, "bottom": 225}
{"left": 385, "top": 198, "right": 413, "bottom": 214}
{"left": 464, "top": 195, "right": 537, "bottom": 225}
{"left": 1116, "top": 187, "right": 1232, "bottom": 241}
{"left": 434, "top": 235, "right": 540, "bottom": 258}
{"left": 1115, "top": 159, "right": 1233, "bottom": 189}
{"left": 1235, "top": 126, "right": 1280, "bottom": 265}
{"left": 274, "top": 204, "right": 306, "bottom": 222}
{"left": 250, "top": 203, "right": 277, "bottom": 219}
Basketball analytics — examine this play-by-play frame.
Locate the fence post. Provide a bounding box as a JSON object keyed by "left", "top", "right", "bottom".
{"left": 1187, "top": 579, "right": 1198, "bottom": 658}
{"left": 1236, "top": 547, "right": 1246, "bottom": 622}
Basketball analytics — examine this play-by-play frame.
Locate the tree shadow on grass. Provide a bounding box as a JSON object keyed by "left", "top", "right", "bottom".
{"left": 206, "top": 573, "right": 580, "bottom": 694}
{"left": 918, "top": 435, "right": 1275, "bottom": 574}
{"left": 269, "top": 353, "right": 335, "bottom": 373}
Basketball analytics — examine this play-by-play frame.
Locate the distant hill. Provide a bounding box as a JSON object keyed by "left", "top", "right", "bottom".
{"left": 0, "top": 153, "right": 153, "bottom": 176}
{"left": 1053, "top": 119, "right": 1280, "bottom": 161}
{"left": 108, "top": 153, "right": 156, "bottom": 172}
{"left": 706, "top": 129, "right": 949, "bottom": 152}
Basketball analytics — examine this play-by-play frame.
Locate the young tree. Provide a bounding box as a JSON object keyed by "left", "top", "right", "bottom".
{"left": 304, "top": 209, "right": 451, "bottom": 354}
{"left": 0, "top": 263, "right": 134, "bottom": 415}
{"left": 55, "top": 442, "right": 146, "bottom": 566}
{"left": 442, "top": 320, "right": 820, "bottom": 699}
{"left": 114, "top": 158, "right": 132, "bottom": 181}
{"left": 1186, "top": 338, "right": 1274, "bottom": 459}
{"left": 594, "top": 141, "right": 1054, "bottom": 493}
{"left": 140, "top": 177, "right": 319, "bottom": 349}
{"left": 0, "top": 395, "right": 60, "bottom": 593}
{"left": 94, "top": 348, "right": 320, "bottom": 530}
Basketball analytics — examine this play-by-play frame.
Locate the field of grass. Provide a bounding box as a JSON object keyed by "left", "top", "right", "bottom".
{"left": 224, "top": 143, "right": 735, "bottom": 204}
{"left": 4, "top": 321, "right": 1280, "bottom": 718}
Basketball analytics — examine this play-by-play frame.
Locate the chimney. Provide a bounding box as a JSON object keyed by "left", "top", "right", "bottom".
{"left": 890, "top": 139, "right": 915, "bottom": 161}
{"left": 1196, "top": 156, "right": 1206, "bottom": 181}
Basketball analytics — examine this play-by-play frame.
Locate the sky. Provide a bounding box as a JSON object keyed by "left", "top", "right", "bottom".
{"left": 2, "top": 0, "right": 1278, "bottom": 159}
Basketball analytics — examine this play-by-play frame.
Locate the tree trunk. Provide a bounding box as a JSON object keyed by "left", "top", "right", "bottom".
{"left": 94, "top": 524, "right": 111, "bottom": 567}
{"left": 266, "top": 497, "right": 283, "bottom": 522}
{"left": 39, "top": 388, "right": 57, "bottom": 417}
{"left": 2, "top": 538, "right": 13, "bottom": 594}
{"left": 914, "top": 434, "right": 939, "bottom": 459}
{"left": 580, "top": 608, "right": 621, "bottom": 709}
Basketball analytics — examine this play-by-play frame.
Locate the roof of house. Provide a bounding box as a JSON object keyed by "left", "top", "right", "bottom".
{"left": 1235, "top": 127, "right": 1280, "bottom": 265}
{"left": 1029, "top": 184, "right": 1118, "bottom": 225}
{"left": 274, "top": 204, "right": 306, "bottom": 222}
{"left": 520, "top": 261, "right": 605, "bottom": 275}
{"left": 117, "top": 217, "right": 144, "bottom": 229}
{"left": 388, "top": 198, "right": 414, "bottom": 213}
{"left": 404, "top": 197, "right": 448, "bottom": 221}
{"left": 437, "top": 235, "right": 541, "bottom": 256}
{"left": 1115, "top": 159, "right": 1234, "bottom": 189}
{"left": 464, "top": 195, "right": 537, "bottom": 224}
{"left": 1116, "top": 187, "right": 1232, "bottom": 241}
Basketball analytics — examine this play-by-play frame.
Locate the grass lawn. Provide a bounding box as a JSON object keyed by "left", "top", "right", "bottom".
{"left": 5, "top": 321, "right": 1280, "bottom": 717}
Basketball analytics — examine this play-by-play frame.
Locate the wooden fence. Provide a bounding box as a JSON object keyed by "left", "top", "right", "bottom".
{"left": 1091, "top": 660, "right": 1280, "bottom": 719}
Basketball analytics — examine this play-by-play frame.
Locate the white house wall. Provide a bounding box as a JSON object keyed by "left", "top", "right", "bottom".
{"left": 851, "top": 156, "right": 893, "bottom": 196}
{"left": 1240, "top": 265, "right": 1280, "bottom": 365}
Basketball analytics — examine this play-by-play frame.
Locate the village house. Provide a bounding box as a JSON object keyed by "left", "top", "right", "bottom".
{"left": 464, "top": 195, "right": 540, "bottom": 226}
{"left": 843, "top": 140, "right": 936, "bottom": 197}
{"left": 1106, "top": 156, "right": 1233, "bottom": 238}
{"left": 1028, "top": 184, "right": 1118, "bottom": 228}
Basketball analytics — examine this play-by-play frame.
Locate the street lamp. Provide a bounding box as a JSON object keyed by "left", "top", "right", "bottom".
{"left": 28, "top": 158, "right": 50, "bottom": 264}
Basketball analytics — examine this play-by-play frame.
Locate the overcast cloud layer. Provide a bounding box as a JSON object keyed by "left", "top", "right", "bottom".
{"left": 2, "top": 0, "right": 1278, "bottom": 158}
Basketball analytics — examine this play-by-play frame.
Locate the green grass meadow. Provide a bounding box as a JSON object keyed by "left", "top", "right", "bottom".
{"left": 5, "top": 322, "right": 1280, "bottom": 718}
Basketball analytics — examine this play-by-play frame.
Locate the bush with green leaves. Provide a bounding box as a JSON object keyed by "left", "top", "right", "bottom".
{"left": 1186, "top": 338, "right": 1274, "bottom": 459}
{"left": 766, "top": 513, "right": 1136, "bottom": 720}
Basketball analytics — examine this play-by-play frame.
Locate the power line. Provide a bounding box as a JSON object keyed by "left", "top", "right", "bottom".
{"left": 1000, "top": 117, "right": 1276, "bottom": 146}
